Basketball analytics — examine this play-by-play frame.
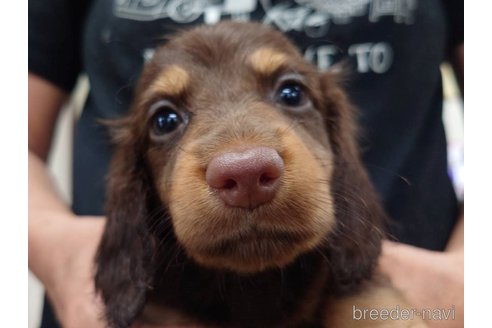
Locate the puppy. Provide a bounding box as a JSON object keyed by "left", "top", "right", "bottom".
{"left": 95, "top": 21, "right": 426, "bottom": 328}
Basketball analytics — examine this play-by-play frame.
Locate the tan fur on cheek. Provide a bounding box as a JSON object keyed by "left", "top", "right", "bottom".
{"left": 276, "top": 128, "right": 335, "bottom": 249}
{"left": 248, "top": 47, "right": 288, "bottom": 76}
{"left": 148, "top": 65, "right": 189, "bottom": 96}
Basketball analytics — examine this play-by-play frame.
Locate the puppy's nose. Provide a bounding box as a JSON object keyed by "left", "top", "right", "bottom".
{"left": 206, "top": 147, "right": 284, "bottom": 209}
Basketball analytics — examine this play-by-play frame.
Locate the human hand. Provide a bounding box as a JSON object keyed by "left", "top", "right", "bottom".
{"left": 378, "top": 240, "right": 464, "bottom": 328}
{"left": 42, "top": 216, "right": 107, "bottom": 328}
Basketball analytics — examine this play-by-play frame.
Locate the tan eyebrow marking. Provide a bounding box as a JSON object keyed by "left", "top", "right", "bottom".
{"left": 149, "top": 65, "right": 189, "bottom": 96}
{"left": 248, "top": 48, "right": 288, "bottom": 75}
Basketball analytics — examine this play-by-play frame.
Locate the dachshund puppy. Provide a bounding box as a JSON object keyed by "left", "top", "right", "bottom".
{"left": 96, "top": 22, "right": 425, "bottom": 328}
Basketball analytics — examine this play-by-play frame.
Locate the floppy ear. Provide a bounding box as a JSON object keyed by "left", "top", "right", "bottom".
{"left": 95, "top": 123, "right": 155, "bottom": 328}
{"left": 320, "top": 72, "right": 386, "bottom": 294}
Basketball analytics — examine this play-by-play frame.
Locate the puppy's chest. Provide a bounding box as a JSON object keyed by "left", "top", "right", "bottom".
{"left": 143, "top": 254, "right": 329, "bottom": 327}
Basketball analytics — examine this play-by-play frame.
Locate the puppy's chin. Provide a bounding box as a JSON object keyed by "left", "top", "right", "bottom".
{"left": 182, "top": 224, "right": 327, "bottom": 273}
{"left": 168, "top": 193, "right": 335, "bottom": 273}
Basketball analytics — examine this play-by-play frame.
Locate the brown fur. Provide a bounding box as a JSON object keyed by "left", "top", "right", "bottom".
{"left": 95, "top": 22, "right": 425, "bottom": 328}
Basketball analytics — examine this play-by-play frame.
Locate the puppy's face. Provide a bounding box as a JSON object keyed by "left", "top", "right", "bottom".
{"left": 128, "top": 23, "right": 336, "bottom": 273}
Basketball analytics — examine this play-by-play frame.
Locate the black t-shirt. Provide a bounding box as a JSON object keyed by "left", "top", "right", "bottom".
{"left": 29, "top": 1, "right": 462, "bottom": 327}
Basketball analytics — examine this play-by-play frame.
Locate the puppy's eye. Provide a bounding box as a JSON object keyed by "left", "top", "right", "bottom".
{"left": 151, "top": 107, "right": 182, "bottom": 135}
{"left": 277, "top": 83, "right": 305, "bottom": 107}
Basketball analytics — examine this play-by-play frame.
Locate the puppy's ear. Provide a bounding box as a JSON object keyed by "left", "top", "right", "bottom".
{"left": 320, "top": 72, "right": 386, "bottom": 293}
{"left": 95, "top": 122, "right": 154, "bottom": 328}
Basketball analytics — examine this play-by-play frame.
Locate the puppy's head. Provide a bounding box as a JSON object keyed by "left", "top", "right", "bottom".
{"left": 96, "top": 21, "right": 384, "bottom": 326}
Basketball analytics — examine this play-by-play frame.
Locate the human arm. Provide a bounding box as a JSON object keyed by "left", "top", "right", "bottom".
{"left": 28, "top": 72, "right": 107, "bottom": 327}
{"left": 378, "top": 42, "right": 464, "bottom": 327}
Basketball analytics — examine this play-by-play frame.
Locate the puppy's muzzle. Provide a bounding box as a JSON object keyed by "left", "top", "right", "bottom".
{"left": 205, "top": 147, "right": 284, "bottom": 209}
